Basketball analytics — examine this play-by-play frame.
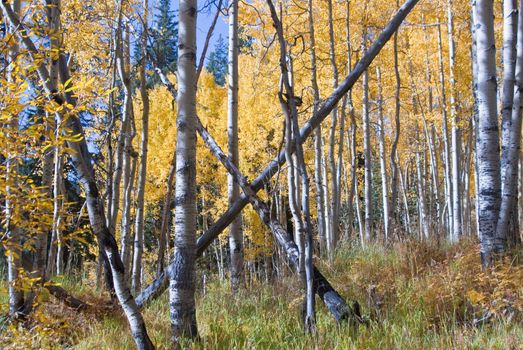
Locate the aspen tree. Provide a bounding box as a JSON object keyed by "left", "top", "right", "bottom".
{"left": 376, "top": 67, "right": 390, "bottom": 240}
{"left": 437, "top": 23, "right": 453, "bottom": 236}
{"left": 227, "top": 0, "right": 244, "bottom": 293}
{"left": 3, "top": 0, "right": 23, "bottom": 317}
{"left": 169, "top": 0, "right": 199, "bottom": 341}
{"left": 448, "top": 0, "right": 462, "bottom": 241}
{"left": 133, "top": 0, "right": 150, "bottom": 293}
{"left": 474, "top": 0, "right": 502, "bottom": 265}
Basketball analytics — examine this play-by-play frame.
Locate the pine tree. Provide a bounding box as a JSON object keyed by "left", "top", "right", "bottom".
{"left": 206, "top": 35, "right": 228, "bottom": 86}
{"left": 149, "top": 0, "right": 178, "bottom": 74}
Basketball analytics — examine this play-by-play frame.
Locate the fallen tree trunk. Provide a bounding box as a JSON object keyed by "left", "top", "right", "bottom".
{"left": 139, "top": 118, "right": 359, "bottom": 322}
{"left": 46, "top": 285, "right": 89, "bottom": 310}
{"left": 137, "top": 0, "right": 419, "bottom": 311}
{"left": 196, "top": 119, "right": 359, "bottom": 322}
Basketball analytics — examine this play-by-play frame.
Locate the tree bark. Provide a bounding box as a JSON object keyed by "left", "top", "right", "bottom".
{"left": 327, "top": 0, "right": 340, "bottom": 252}
{"left": 497, "top": 1, "right": 523, "bottom": 246}
{"left": 133, "top": 0, "right": 150, "bottom": 294}
{"left": 117, "top": 19, "right": 137, "bottom": 281}
{"left": 169, "top": 0, "right": 199, "bottom": 341}
{"left": 448, "top": 0, "right": 462, "bottom": 242}
{"left": 3, "top": 0, "right": 24, "bottom": 317}
{"left": 308, "top": 0, "right": 327, "bottom": 255}
{"left": 389, "top": 0, "right": 402, "bottom": 232}
{"left": 227, "top": 0, "right": 244, "bottom": 293}
{"left": 376, "top": 67, "right": 390, "bottom": 240}
{"left": 437, "top": 23, "right": 454, "bottom": 237}
{"left": 475, "top": 0, "right": 503, "bottom": 265}
{"left": 362, "top": 35, "right": 373, "bottom": 242}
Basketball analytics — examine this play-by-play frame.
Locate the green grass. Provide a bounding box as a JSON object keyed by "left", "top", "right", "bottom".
{"left": 3, "top": 240, "right": 523, "bottom": 349}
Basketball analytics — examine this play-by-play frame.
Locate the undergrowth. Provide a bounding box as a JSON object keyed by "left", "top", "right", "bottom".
{"left": 1, "top": 239, "right": 522, "bottom": 349}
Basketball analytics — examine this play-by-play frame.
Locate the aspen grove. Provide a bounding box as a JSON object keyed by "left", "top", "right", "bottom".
{"left": 0, "top": 0, "right": 522, "bottom": 348}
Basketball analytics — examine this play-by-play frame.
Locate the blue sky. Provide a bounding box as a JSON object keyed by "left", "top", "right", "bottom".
{"left": 170, "top": 1, "right": 229, "bottom": 62}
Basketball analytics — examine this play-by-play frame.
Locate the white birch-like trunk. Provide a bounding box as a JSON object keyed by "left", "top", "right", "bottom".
{"left": 268, "top": 0, "right": 316, "bottom": 331}
{"left": 448, "top": 0, "right": 462, "bottom": 241}
{"left": 362, "top": 38, "right": 373, "bottom": 241}
{"left": 437, "top": 23, "right": 454, "bottom": 237}
{"left": 227, "top": 0, "right": 244, "bottom": 292}
{"left": 4, "top": 0, "right": 23, "bottom": 316}
{"left": 118, "top": 21, "right": 137, "bottom": 281}
{"left": 169, "top": 0, "right": 199, "bottom": 341}
{"left": 475, "top": 0, "right": 502, "bottom": 265}
{"left": 376, "top": 67, "right": 390, "bottom": 240}
{"left": 390, "top": 27, "right": 401, "bottom": 232}
{"left": 497, "top": 1, "right": 523, "bottom": 246}
{"left": 132, "top": 0, "right": 150, "bottom": 294}
{"left": 308, "top": 0, "right": 327, "bottom": 254}
{"left": 327, "top": 0, "right": 340, "bottom": 252}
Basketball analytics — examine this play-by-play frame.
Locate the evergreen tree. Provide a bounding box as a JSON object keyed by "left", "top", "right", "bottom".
{"left": 149, "top": 0, "right": 178, "bottom": 75}
{"left": 206, "top": 35, "right": 228, "bottom": 86}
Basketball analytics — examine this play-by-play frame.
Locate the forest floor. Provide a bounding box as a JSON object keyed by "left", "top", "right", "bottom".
{"left": 1, "top": 239, "right": 522, "bottom": 349}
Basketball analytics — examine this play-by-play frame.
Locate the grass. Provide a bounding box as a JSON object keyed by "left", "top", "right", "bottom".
{"left": 2, "top": 239, "right": 522, "bottom": 349}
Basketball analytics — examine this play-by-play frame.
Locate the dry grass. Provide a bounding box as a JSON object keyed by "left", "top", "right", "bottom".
{"left": 1, "top": 238, "right": 522, "bottom": 349}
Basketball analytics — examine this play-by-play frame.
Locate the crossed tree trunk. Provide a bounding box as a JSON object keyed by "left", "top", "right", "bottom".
{"left": 136, "top": 0, "right": 420, "bottom": 318}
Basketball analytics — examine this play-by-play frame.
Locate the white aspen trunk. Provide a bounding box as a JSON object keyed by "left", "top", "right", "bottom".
{"left": 322, "top": 146, "right": 332, "bottom": 250}
{"left": 109, "top": 119, "right": 126, "bottom": 235}
{"left": 334, "top": 0, "right": 351, "bottom": 243}
{"left": 343, "top": 0, "right": 357, "bottom": 241}
{"left": 261, "top": 0, "right": 317, "bottom": 331}
{"left": 110, "top": 10, "right": 134, "bottom": 237}
{"left": 437, "top": 23, "right": 454, "bottom": 237}
{"left": 157, "top": 155, "right": 175, "bottom": 276}
{"left": 308, "top": 0, "right": 327, "bottom": 254}
{"left": 4, "top": 0, "right": 23, "bottom": 316}
{"left": 390, "top": 27, "right": 401, "bottom": 232}
{"left": 327, "top": 0, "right": 340, "bottom": 252}
{"left": 447, "top": 0, "right": 462, "bottom": 242}
{"left": 118, "top": 20, "right": 137, "bottom": 282}
{"left": 47, "top": 125, "right": 63, "bottom": 278}
{"left": 376, "top": 67, "right": 390, "bottom": 240}
{"left": 500, "top": 0, "right": 518, "bottom": 184}
{"left": 227, "top": 0, "right": 244, "bottom": 293}
{"left": 52, "top": 150, "right": 64, "bottom": 276}
{"left": 462, "top": 126, "right": 472, "bottom": 236}
{"left": 362, "top": 38, "right": 372, "bottom": 241}
{"left": 351, "top": 134, "right": 364, "bottom": 247}
{"left": 132, "top": 0, "right": 149, "bottom": 293}
{"left": 497, "top": 1, "right": 523, "bottom": 246}
{"left": 32, "top": 0, "right": 59, "bottom": 285}
{"left": 285, "top": 109, "right": 304, "bottom": 274}
{"left": 399, "top": 157, "right": 411, "bottom": 234}
{"left": 475, "top": 0, "right": 503, "bottom": 265}
{"left": 121, "top": 143, "right": 137, "bottom": 282}
{"left": 408, "top": 49, "right": 430, "bottom": 239}
{"left": 430, "top": 125, "right": 441, "bottom": 233}
{"left": 471, "top": 0, "right": 481, "bottom": 237}
{"left": 169, "top": 0, "right": 199, "bottom": 341}
{"left": 421, "top": 19, "right": 439, "bottom": 226}
{"left": 416, "top": 150, "right": 429, "bottom": 239}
